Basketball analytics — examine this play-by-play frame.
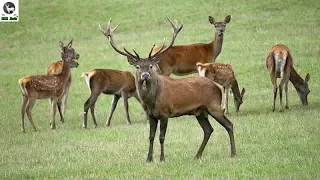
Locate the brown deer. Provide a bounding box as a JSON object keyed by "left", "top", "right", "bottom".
{"left": 18, "top": 39, "right": 79, "bottom": 132}
{"left": 47, "top": 53, "right": 80, "bottom": 115}
{"left": 196, "top": 62, "right": 245, "bottom": 114}
{"left": 290, "top": 67, "right": 310, "bottom": 105}
{"left": 152, "top": 15, "right": 231, "bottom": 76}
{"left": 100, "top": 17, "right": 236, "bottom": 162}
{"left": 82, "top": 69, "right": 140, "bottom": 128}
{"left": 266, "top": 44, "right": 293, "bottom": 112}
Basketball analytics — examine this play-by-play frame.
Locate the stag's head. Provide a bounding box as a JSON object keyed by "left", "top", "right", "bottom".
{"left": 59, "top": 39, "right": 79, "bottom": 68}
{"left": 298, "top": 73, "right": 310, "bottom": 105}
{"left": 99, "top": 17, "right": 183, "bottom": 86}
{"left": 209, "top": 15, "right": 231, "bottom": 36}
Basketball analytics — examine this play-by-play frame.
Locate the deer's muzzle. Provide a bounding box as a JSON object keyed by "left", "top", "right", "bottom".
{"left": 141, "top": 72, "right": 150, "bottom": 80}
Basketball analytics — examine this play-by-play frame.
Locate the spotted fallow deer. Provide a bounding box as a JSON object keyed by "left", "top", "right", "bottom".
{"left": 266, "top": 44, "right": 293, "bottom": 112}
{"left": 18, "top": 39, "right": 79, "bottom": 132}
{"left": 151, "top": 15, "right": 231, "bottom": 76}
{"left": 99, "top": 17, "right": 236, "bottom": 162}
{"left": 82, "top": 69, "right": 140, "bottom": 128}
{"left": 197, "top": 62, "right": 245, "bottom": 114}
{"left": 47, "top": 53, "right": 80, "bottom": 116}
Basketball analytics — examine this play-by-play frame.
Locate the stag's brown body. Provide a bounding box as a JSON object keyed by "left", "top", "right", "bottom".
{"left": 82, "top": 69, "right": 139, "bottom": 128}
{"left": 197, "top": 62, "right": 245, "bottom": 114}
{"left": 152, "top": 15, "right": 231, "bottom": 76}
{"left": 100, "top": 17, "right": 235, "bottom": 162}
{"left": 266, "top": 44, "right": 293, "bottom": 112}
{"left": 19, "top": 39, "right": 79, "bottom": 132}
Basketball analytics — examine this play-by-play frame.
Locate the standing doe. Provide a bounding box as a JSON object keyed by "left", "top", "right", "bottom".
{"left": 100, "top": 17, "right": 236, "bottom": 162}
{"left": 197, "top": 62, "right": 245, "bottom": 114}
{"left": 82, "top": 69, "right": 140, "bottom": 128}
{"left": 266, "top": 44, "right": 293, "bottom": 112}
{"left": 152, "top": 15, "right": 231, "bottom": 76}
{"left": 18, "top": 39, "right": 79, "bottom": 132}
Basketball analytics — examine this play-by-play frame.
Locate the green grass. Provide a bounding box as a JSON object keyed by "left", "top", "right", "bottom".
{"left": 1, "top": 0, "right": 320, "bottom": 179}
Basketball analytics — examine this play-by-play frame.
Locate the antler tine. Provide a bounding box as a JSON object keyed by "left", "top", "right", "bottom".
{"left": 150, "top": 38, "right": 166, "bottom": 58}
{"left": 133, "top": 49, "right": 140, "bottom": 59}
{"left": 100, "top": 18, "right": 136, "bottom": 59}
{"left": 124, "top": 48, "right": 139, "bottom": 60}
{"left": 148, "top": 43, "right": 156, "bottom": 58}
{"left": 149, "top": 16, "right": 183, "bottom": 59}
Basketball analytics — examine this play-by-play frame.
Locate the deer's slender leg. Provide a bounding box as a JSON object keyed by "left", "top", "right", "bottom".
{"left": 284, "top": 81, "right": 289, "bottom": 109}
{"left": 57, "top": 99, "right": 64, "bottom": 123}
{"left": 21, "top": 95, "right": 28, "bottom": 132}
{"left": 106, "top": 94, "right": 121, "bottom": 127}
{"left": 121, "top": 91, "right": 131, "bottom": 125}
{"left": 62, "top": 85, "right": 69, "bottom": 116}
{"left": 51, "top": 97, "right": 58, "bottom": 129}
{"left": 225, "top": 87, "right": 229, "bottom": 114}
{"left": 159, "top": 117, "right": 168, "bottom": 162}
{"left": 83, "top": 92, "right": 100, "bottom": 128}
{"left": 26, "top": 97, "right": 37, "bottom": 131}
{"left": 195, "top": 113, "right": 213, "bottom": 159}
{"left": 146, "top": 115, "right": 158, "bottom": 162}
{"left": 208, "top": 109, "right": 236, "bottom": 157}
{"left": 271, "top": 73, "right": 277, "bottom": 112}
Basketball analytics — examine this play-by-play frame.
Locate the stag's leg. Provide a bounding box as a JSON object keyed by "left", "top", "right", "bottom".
{"left": 159, "top": 117, "right": 168, "bottom": 162}
{"left": 195, "top": 113, "right": 213, "bottom": 159}
{"left": 26, "top": 97, "right": 37, "bottom": 131}
{"left": 57, "top": 99, "right": 64, "bottom": 123}
{"left": 146, "top": 115, "right": 158, "bottom": 162}
{"left": 121, "top": 91, "right": 132, "bottom": 125}
{"left": 208, "top": 108, "right": 236, "bottom": 157}
{"left": 21, "top": 95, "right": 28, "bottom": 132}
{"left": 106, "top": 94, "right": 120, "bottom": 127}
{"left": 83, "top": 92, "right": 100, "bottom": 129}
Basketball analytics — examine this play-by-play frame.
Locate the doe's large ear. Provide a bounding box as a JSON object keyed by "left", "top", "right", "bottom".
{"left": 59, "top": 41, "right": 64, "bottom": 53}
{"left": 224, "top": 15, "right": 231, "bottom": 24}
{"left": 305, "top": 73, "right": 310, "bottom": 83}
{"left": 67, "top": 38, "right": 73, "bottom": 48}
{"left": 208, "top": 16, "right": 215, "bottom": 24}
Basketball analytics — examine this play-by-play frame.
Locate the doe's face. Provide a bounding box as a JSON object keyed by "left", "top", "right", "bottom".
{"left": 60, "top": 40, "right": 79, "bottom": 68}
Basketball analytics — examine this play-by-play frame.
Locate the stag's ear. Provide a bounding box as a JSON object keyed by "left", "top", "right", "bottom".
{"left": 224, "top": 15, "right": 231, "bottom": 24}
{"left": 241, "top": 88, "right": 246, "bottom": 97}
{"left": 67, "top": 38, "right": 73, "bottom": 48}
{"left": 305, "top": 73, "right": 310, "bottom": 83}
{"left": 208, "top": 16, "right": 215, "bottom": 24}
{"left": 151, "top": 57, "right": 161, "bottom": 65}
{"left": 126, "top": 56, "right": 137, "bottom": 66}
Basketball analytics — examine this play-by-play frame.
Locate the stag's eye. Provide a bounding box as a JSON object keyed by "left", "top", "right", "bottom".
{"left": 136, "top": 65, "right": 140, "bottom": 70}
{"left": 149, "top": 64, "right": 153, "bottom": 69}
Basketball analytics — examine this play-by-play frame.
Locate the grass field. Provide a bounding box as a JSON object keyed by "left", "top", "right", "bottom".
{"left": 1, "top": 0, "right": 320, "bottom": 179}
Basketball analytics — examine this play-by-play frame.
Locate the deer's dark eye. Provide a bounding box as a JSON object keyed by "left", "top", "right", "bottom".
{"left": 136, "top": 65, "right": 140, "bottom": 70}
{"left": 149, "top": 64, "right": 153, "bottom": 69}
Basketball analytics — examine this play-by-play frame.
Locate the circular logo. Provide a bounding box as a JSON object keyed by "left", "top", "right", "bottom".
{"left": 3, "top": 2, "right": 15, "bottom": 14}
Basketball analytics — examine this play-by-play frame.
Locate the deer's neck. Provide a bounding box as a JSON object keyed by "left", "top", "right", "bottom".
{"left": 210, "top": 32, "right": 224, "bottom": 61}
{"left": 57, "top": 60, "right": 71, "bottom": 86}
{"left": 231, "top": 80, "right": 241, "bottom": 102}
{"left": 289, "top": 67, "right": 304, "bottom": 92}
{"left": 136, "top": 73, "right": 161, "bottom": 113}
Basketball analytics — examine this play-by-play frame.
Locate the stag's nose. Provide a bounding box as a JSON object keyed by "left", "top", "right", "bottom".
{"left": 141, "top": 73, "right": 150, "bottom": 80}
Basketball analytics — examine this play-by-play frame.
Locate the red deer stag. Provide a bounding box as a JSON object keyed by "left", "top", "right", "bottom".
{"left": 152, "top": 15, "right": 231, "bottom": 76}
{"left": 82, "top": 69, "right": 140, "bottom": 128}
{"left": 289, "top": 67, "right": 310, "bottom": 105}
{"left": 18, "top": 39, "right": 79, "bottom": 132}
{"left": 266, "top": 44, "right": 293, "bottom": 112}
{"left": 100, "top": 17, "right": 236, "bottom": 162}
{"left": 47, "top": 53, "right": 80, "bottom": 115}
{"left": 196, "top": 62, "right": 245, "bottom": 114}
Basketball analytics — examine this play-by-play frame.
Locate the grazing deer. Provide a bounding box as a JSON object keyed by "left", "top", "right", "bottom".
{"left": 99, "top": 17, "right": 236, "bottom": 162}
{"left": 152, "top": 15, "right": 231, "bottom": 76}
{"left": 18, "top": 39, "right": 79, "bottom": 132}
{"left": 290, "top": 67, "right": 310, "bottom": 105}
{"left": 82, "top": 69, "right": 140, "bottom": 128}
{"left": 47, "top": 54, "right": 80, "bottom": 116}
{"left": 196, "top": 62, "right": 245, "bottom": 114}
{"left": 266, "top": 44, "right": 293, "bottom": 112}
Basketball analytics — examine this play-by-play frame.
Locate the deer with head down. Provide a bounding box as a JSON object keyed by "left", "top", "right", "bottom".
{"left": 82, "top": 69, "right": 140, "bottom": 128}
{"left": 197, "top": 62, "right": 245, "bottom": 114}
{"left": 289, "top": 67, "right": 310, "bottom": 105}
{"left": 152, "top": 15, "right": 231, "bottom": 76}
{"left": 99, "top": 17, "right": 236, "bottom": 162}
{"left": 18, "top": 39, "right": 79, "bottom": 132}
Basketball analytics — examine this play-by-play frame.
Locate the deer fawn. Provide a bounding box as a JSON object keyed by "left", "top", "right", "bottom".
{"left": 100, "top": 17, "right": 236, "bottom": 162}
{"left": 82, "top": 69, "right": 140, "bottom": 128}
{"left": 47, "top": 54, "right": 80, "bottom": 116}
{"left": 266, "top": 44, "right": 293, "bottom": 112}
{"left": 152, "top": 15, "right": 231, "bottom": 76}
{"left": 197, "top": 62, "right": 245, "bottom": 114}
{"left": 18, "top": 39, "right": 79, "bottom": 132}
{"left": 289, "top": 67, "right": 310, "bottom": 105}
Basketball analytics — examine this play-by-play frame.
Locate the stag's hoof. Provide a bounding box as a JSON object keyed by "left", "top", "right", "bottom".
{"left": 146, "top": 157, "right": 153, "bottom": 163}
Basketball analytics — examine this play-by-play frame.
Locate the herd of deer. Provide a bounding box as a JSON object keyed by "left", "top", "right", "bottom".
{"left": 18, "top": 15, "right": 311, "bottom": 162}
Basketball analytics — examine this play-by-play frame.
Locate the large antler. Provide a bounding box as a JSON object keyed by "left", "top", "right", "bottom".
{"left": 148, "top": 16, "right": 183, "bottom": 59}
{"left": 99, "top": 18, "right": 139, "bottom": 61}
